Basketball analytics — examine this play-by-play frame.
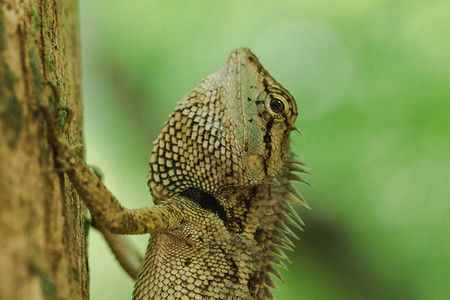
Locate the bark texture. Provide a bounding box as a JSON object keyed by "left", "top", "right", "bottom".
{"left": 0, "top": 1, "right": 88, "bottom": 299}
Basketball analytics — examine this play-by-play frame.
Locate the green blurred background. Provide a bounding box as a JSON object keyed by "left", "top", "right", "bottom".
{"left": 79, "top": 0, "right": 450, "bottom": 299}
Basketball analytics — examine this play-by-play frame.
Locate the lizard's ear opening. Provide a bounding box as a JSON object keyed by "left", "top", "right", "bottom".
{"left": 246, "top": 154, "right": 266, "bottom": 181}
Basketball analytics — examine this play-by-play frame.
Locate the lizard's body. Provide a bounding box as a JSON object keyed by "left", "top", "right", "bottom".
{"left": 46, "top": 48, "right": 309, "bottom": 299}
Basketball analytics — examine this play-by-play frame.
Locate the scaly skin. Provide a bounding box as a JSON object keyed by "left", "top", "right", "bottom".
{"left": 45, "top": 48, "right": 309, "bottom": 299}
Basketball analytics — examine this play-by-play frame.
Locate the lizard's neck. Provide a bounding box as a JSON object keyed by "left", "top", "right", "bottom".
{"left": 212, "top": 173, "right": 291, "bottom": 298}
{"left": 135, "top": 159, "right": 300, "bottom": 299}
{"left": 218, "top": 183, "right": 273, "bottom": 235}
{"left": 217, "top": 158, "right": 299, "bottom": 299}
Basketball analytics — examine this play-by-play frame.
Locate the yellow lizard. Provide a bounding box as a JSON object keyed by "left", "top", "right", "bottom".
{"left": 46, "top": 48, "right": 309, "bottom": 299}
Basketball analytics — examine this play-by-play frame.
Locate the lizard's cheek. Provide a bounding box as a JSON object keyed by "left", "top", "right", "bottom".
{"left": 246, "top": 154, "right": 266, "bottom": 181}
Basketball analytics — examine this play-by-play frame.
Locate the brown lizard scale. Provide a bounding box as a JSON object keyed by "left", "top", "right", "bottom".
{"left": 45, "top": 48, "right": 310, "bottom": 299}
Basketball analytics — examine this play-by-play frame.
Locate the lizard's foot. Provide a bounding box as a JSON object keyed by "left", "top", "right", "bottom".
{"left": 39, "top": 81, "right": 84, "bottom": 173}
{"left": 51, "top": 144, "right": 84, "bottom": 173}
{"left": 46, "top": 81, "right": 74, "bottom": 136}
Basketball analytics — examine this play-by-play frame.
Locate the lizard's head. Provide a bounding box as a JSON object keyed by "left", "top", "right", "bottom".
{"left": 148, "top": 48, "right": 298, "bottom": 200}
{"left": 218, "top": 48, "right": 298, "bottom": 183}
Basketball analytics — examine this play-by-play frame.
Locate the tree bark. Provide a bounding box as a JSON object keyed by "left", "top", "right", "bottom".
{"left": 0, "top": 1, "right": 88, "bottom": 299}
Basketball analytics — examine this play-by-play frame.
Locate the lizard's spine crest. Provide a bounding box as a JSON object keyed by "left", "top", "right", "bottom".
{"left": 257, "top": 151, "right": 310, "bottom": 299}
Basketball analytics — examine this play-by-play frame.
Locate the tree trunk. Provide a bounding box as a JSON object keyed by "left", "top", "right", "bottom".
{"left": 0, "top": 1, "right": 88, "bottom": 299}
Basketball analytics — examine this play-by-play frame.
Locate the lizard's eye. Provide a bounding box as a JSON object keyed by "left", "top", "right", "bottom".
{"left": 269, "top": 99, "right": 285, "bottom": 114}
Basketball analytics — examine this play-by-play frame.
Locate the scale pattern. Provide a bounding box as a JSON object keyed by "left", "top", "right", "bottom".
{"left": 134, "top": 198, "right": 257, "bottom": 299}
{"left": 134, "top": 48, "right": 309, "bottom": 299}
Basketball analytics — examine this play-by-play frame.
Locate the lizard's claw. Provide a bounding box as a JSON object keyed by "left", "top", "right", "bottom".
{"left": 45, "top": 81, "right": 74, "bottom": 135}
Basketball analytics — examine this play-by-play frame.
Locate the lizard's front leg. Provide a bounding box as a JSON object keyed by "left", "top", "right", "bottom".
{"left": 61, "top": 154, "right": 182, "bottom": 235}
{"left": 42, "top": 84, "right": 182, "bottom": 236}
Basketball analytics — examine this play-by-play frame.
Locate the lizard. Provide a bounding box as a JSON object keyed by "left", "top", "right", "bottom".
{"left": 44, "top": 47, "right": 310, "bottom": 299}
